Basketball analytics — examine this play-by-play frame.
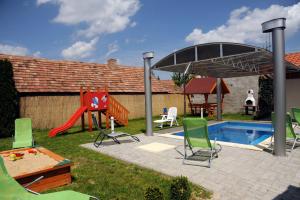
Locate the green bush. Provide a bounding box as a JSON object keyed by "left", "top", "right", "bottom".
{"left": 0, "top": 60, "right": 19, "bottom": 137}
{"left": 255, "top": 76, "right": 273, "bottom": 120}
{"left": 170, "top": 176, "right": 191, "bottom": 200}
{"left": 144, "top": 186, "right": 164, "bottom": 200}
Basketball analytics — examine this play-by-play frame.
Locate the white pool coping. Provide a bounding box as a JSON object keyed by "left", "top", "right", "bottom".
{"left": 157, "top": 121, "right": 273, "bottom": 151}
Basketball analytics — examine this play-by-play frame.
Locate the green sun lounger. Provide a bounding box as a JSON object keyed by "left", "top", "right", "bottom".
{"left": 12, "top": 118, "right": 34, "bottom": 149}
{"left": 292, "top": 108, "right": 300, "bottom": 128}
{"left": 183, "top": 118, "right": 221, "bottom": 168}
{"left": 271, "top": 112, "right": 300, "bottom": 151}
{"left": 0, "top": 156, "right": 99, "bottom": 200}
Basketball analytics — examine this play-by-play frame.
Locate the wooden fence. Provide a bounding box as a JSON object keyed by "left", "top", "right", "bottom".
{"left": 20, "top": 93, "right": 184, "bottom": 129}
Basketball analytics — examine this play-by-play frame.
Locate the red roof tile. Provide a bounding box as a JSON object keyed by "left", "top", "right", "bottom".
{"left": 0, "top": 54, "right": 180, "bottom": 94}
{"left": 158, "top": 80, "right": 182, "bottom": 94}
{"left": 2, "top": 52, "right": 298, "bottom": 94}
{"left": 185, "top": 77, "right": 230, "bottom": 94}
{"left": 285, "top": 52, "right": 300, "bottom": 67}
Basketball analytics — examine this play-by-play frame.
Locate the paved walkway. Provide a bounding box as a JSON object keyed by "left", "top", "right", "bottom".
{"left": 81, "top": 129, "right": 300, "bottom": 200}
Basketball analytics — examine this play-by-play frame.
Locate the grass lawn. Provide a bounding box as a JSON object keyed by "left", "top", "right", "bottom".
{"left": 0, "top": 116, "right": 214, "bottom": 200}
{"left": 0, "top": 113, "right": 251, "bottom": 199}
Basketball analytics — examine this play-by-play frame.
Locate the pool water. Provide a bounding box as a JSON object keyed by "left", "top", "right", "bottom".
{"left": 174, "top": 121, "right": 273, "bottom": 145}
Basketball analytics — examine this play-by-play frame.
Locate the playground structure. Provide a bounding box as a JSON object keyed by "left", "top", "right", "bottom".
{"left": 184, "top": 77, "right": 230, "bottom": 117}
{"left": 48, "top": 86, "right": 129, "bottom": 137}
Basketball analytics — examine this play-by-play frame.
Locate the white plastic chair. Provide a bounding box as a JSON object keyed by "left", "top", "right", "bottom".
{"left": 154, "top": 107, "right": 179, "bottom": 128}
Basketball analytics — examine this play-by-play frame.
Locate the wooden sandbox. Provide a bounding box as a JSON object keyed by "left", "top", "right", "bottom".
{"left": 0, "top": 147, "right": 73, "bottom": 192}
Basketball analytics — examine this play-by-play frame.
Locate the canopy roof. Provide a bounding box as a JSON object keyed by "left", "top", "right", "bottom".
{"left": 152, "top": 42, "right": 299, "bottom": 78}
{"left": 185, "top": 77, "right": 230, "bottom": 94}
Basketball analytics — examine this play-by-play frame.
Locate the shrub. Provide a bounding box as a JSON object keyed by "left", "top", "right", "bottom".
{"left": 0, "top": 60, "right": 19, "bottom": 137}
{"left": 170, "top": 176, "right": 191, "bottom": 200}
{"left": 144, "top": 186, "right": 164, "bottom": 200}
{"left": 255, "top": 76, "right": 273, "bottom": 120}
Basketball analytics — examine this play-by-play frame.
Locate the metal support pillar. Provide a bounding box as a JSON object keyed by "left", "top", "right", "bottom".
{"left": 262, "top": 18, "right": 286, "bottom": 156}
{"left": 143, "top": 52, "right": 154, "bottom": 136}
{"left": 183, "top": 62, "right": 192, "bottom": 117}
{"left": 183, "top": 82, "right": 187, "bottom": 117}
{"left": 216, "top": 78, "right": 222, "bottom": 121}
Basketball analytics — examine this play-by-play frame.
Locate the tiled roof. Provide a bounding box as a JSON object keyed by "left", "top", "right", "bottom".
{"left": 285, "top": 52, "right": 300, "bottom": 67}
{"left": 158, "top": 80, "right": 182, "bottom": 94}
{"left": 185, "top": 77, "right": 230, "bottom": 94}
{"left": 0, "top": 54, "right": 180, "bottom": 94}
{"left": 1, "top": 52, "right": 298, "bottom": 94}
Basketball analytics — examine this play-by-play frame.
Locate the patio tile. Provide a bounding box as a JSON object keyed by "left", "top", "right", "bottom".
{"left": 81, "top": 133, "right": 300, "bottom": 200}
{"left": 137, "top": 142, "right": 175, "bottom": 153}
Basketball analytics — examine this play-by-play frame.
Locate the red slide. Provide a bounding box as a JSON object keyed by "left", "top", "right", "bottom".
{"left": 48, "top": 106, "right": 87, "bottom": 137}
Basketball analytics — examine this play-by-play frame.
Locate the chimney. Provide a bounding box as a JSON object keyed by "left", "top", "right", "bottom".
{"left": 107, "top": 58, "right": 117, "bottom": 67}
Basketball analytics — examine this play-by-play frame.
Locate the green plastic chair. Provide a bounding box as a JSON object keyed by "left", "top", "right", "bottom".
{"left": 271, "top": 113, "right": 300, "bottom": 150}
{"left": 183, "top": 118, "right": 221, "bottom": 168}
{"left": 13, "top": 118, "right": 34, "bottom": 149}
{"left": 292, "top": 108, "right": 300, "bottom": 128}
{"left": 0, "top": 155, "right": 32, "bottom": 200}
{"left": 0, "top": 157, "right": 99, "bottom": 200}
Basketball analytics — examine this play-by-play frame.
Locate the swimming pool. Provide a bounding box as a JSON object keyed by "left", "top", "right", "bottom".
{"left": 173, "top": 121, "right": 273, "bottom": 145}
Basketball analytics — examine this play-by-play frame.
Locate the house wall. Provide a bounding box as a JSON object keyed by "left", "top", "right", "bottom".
{"left": 223, "top": 76, "right": 259, "bottom": 113}
{"left": 193, "top": 76, "right": 260, "bottom": 113}
{"left": 206, "top": 77, "right": 300, "bottom": 114}
{"left": 286, "top": 78, "right": 300, "bottom": 112}
{"left": 19, "top": 93, "right": 184, "bottom": 129}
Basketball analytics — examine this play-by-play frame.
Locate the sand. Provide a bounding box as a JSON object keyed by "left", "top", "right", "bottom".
{"left": 1, "top": 150, "right": 59, "bottom": 177}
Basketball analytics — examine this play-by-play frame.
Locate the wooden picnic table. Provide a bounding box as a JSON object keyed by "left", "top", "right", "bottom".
{"left": 189, "top": 103, "right": 217, "bottom": 117}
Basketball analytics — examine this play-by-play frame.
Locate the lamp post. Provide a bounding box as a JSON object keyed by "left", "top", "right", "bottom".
{"left": 143, "top": 52, "right": 154, "bottom": 136}
{"left": 262, "top": 18, "right": 286, "bottom": 156}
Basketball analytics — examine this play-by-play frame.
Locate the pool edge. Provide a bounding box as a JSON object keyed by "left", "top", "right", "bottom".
{"left": 157, "top": 120, "right": 272, "bottom": 151}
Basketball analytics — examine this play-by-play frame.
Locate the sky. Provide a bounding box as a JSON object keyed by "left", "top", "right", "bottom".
{"left": 0, "top": 0, "right": 300, "bottom": 79}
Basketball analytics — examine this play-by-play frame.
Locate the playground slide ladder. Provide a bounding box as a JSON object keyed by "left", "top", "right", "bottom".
{"left": 104, "top": 95, "right": 129, "bottom": 128}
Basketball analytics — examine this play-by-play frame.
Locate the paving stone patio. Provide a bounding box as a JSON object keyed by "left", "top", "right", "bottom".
{"left": 81, "top": 127, "right": 300, "bottom": 200}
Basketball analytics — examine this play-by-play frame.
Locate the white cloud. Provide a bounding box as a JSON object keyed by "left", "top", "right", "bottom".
{"left": 0, "top": 43, "right": 29, "bottom": 56}
{"left": 185, "top": 3, "right": 300, "bottom": 45}
{"left": 136, "top": 38, "right": 146, "bottom": 43}
{"left": 37, "top": 0, "right": 51, "bottom": 4}
{"left": 130, "top": 21, "right": 137, "bottom": 27}
{"left": 38, "top": 0, "right": 140, "bottom": 38}
{"left": 124, "top": 36, "right": 146, "bottom": 44}
{"left": 105, "top": 42, "right": 119, "bottom": 57}
{"left": 61, "top": 37, "right": 99, "bottom": 59}
{"left": 33, "top": 51, "right": 42, "bottom": 57}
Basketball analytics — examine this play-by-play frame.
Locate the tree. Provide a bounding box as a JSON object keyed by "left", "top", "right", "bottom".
{"left": 0, "top": 60, "right": 19, "bottom": 137}
{"left": 171, "top": 72, "right": 192, "bottom": 87}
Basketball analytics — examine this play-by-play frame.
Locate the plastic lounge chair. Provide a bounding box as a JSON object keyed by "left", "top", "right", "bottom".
{"left": 154, "top": 107, "right": 179, "bottom": 128}
{"left": 13, "top": 118, "right": 34, "bottom": 149}
{"left": 0, "top": 157, "right": 99, "bottom": 200}
{"left": 292, "top": 108, "right": 300, "bottom": 129}
{"left": 271, "top": 113, "right": 300, "bottom": 151}
{"left": 183, "top": 118, "right": 221, "bottom": 168}
{"left": 92, "top": 114, "right": 139, "bottom": 147}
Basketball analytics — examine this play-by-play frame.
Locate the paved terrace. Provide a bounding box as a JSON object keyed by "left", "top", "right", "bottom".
{"left": 82, "top": 127, "right": 300, "bottom": 200}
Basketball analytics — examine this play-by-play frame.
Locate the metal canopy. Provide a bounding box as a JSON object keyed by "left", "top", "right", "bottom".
{"left": 152, "top": 42, "right": 299, "bottom": 78}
